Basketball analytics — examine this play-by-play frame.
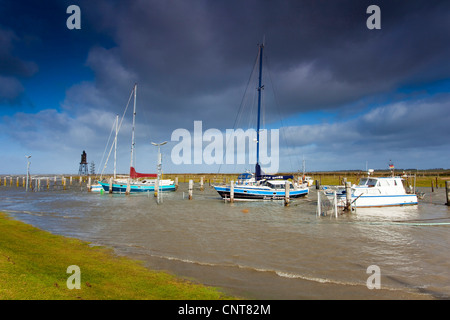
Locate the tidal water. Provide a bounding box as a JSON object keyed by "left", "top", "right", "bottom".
{"left": 1, "top": 182, "right": 449, "bottom": 299}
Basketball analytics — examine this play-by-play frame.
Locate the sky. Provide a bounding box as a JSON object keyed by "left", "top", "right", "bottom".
{"left": 0, "top": 0, "right": 449, "bottom": 175}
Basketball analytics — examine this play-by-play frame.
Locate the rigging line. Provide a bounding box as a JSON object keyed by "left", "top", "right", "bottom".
{"left": 265, "top": 53, "right": 294, "bottom": 174}
{"left": 218, "top": 47, "right": 260, "bottom": 174}
{"left": 98, "top": 118, "right": 117, "bottom": 179}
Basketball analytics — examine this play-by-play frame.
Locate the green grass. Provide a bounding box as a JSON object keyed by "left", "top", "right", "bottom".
{"left": 0, "top": 212, "right": 236, "bottom": 300}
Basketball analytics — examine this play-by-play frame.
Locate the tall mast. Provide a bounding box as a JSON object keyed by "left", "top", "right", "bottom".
{"left": 255, "top": 42, "right": 264, "bottom": 179}
{"left": 114, "top": 114, "right": 118, "bottom": 179}
{"left": 129, "top": 83, "right": 137, "bottom": 176}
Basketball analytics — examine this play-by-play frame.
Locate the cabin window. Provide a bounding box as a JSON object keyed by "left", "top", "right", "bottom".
{"left": 367, "top": 179, "right": 377, "bottom": 187}
{"left": 359, "top": 178, "right": 368, "bottom": 186}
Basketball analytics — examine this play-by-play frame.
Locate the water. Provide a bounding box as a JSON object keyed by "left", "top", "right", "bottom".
{"left": 1, "top": 183, "right": 449, "bottom": 299}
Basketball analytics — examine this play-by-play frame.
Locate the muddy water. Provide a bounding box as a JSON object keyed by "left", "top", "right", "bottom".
{"left": 1, "top": 183, "right": 449, "bottom": 299}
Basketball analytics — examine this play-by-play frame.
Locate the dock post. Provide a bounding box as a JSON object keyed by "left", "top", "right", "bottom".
{"left": 200, "top": 176, "right": 204, "bottom": 191}
{"left": 230, "top": 180, "right": 234, "bottom": 203}
{"left": 284, "top": 181, "right": 290, "bottom": 206}
{"left": 125, "top": 179, "right": 131, "bottom": 195}
{"left": 46, "top": 178, "right": 49, "bottom": 189}
{"left": 317, "top": 189, "right": 321, "bottom": 216}
{"left": 334, "top": 190, "right": 338, "bottom": 218}
{"left": 109, "top": 177, "right": 113, "bottom": 194}
{"left": 70, "top": 176, "right": 73, "bottom": 185}
{"left": 446, "top": 181, "right": 450, "bottom": 206}
{"left": 87, "top": 177, "right": 91, "bottom": 192}
{"left": 431, "top": 180, "right": 434, "bottom": 192}
{"left": 345, "top": 181, "right": 352, "bottom": 211}
{"left": 175, "top": 177, "right": 179, "bottom": 190}
{"left": 16, "top": 177, "right": 19, "bottom": 187}
{"left": 188, "top": 179, "right": 193, "bottom": 200}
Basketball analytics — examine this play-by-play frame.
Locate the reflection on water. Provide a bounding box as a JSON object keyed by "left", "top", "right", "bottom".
{"left": 1, "top": 184, "right": 449, "bottom": 299}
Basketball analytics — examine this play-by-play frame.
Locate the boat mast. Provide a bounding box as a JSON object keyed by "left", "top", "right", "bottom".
{"left": 129, "top": 83, "right": 137, "bottom": 178}
{"left": 255, "top": 42, "right": 264, "bottom": 179}
{"left": 114, "top": 114, "right": 118, "bottom": 179}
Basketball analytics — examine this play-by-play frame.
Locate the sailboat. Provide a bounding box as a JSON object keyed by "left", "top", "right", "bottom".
{"left": 98, "top": 84, "right": 175, "bottom": 193}
{"left": 213, "top": 43, "right": 309, "bottom": 200}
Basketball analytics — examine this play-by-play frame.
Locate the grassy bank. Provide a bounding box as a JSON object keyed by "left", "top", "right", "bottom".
{"left": 0, "top": 212, "right": 235, "bottom": 300}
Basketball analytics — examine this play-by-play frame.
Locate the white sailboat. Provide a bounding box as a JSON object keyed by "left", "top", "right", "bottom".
{"left": 98, "top": 83, "right": 175, "bottom": 193}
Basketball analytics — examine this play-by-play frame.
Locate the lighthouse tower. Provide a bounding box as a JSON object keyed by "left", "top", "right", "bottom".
{"left": 78, "top": 150, "right": 89, "bottom": 176}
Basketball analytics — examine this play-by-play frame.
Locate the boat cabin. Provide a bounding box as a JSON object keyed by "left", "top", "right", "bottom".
{"left": 261, "top": 180, "right": 294, "bottom": 190}
{"left": 357, "top": 177, "right": 402, "bottom": 188}
{"left": 237, "top": 172, "right": 255, "bottom": 185}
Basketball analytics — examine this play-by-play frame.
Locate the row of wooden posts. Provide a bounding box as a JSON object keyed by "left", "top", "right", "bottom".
{"left": 1, "top": 175, "right": 92, "bottom": 191}
{"left": 3, "top": 175, "right": 450, "bottom": 206}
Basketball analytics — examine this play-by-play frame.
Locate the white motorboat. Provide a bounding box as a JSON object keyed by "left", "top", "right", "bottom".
{"left": 325, "top": 170, "right": 418, "bottom": 208}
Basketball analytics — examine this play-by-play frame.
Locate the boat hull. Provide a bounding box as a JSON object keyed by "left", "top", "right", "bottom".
{"left": 333, "top": 194, "right": 418, "bottom": 207}
{"left": 98, "top": 181, "right": 176, "bottom": 193}
{"left": 214, "top": 185, "right": 309, "bottom": 200}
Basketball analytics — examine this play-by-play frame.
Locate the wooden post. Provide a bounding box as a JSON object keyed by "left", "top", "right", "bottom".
{"left": 284, "top": 181, "right": 290, "bottom": 206}
{"left": 345, "top": 181, "right": 352, "bottom": 211}
{"left": 334, "top": 190, "right": 338, "bottom": 218}
{"left": 200, "top": 176, "right": 204, "bottom": 191}
{"left": 230, "top": 180, "right": 234, "bottom": 203}
{"left": 431, "top": 180, "right": 434, "bottom": 192}
{"left": 16, "top": 177, "right": 19, "bottom": 187}
{"left": 125, "top": 180, "right": 131, "bottom": 195}
{"left": 70, "top": 176, "right": 73, "bottom": 185}
{"left": 175, "top": 177, "right": 179, "bottom": 190}
{"left": 154, "top": 178, "right": 159, "bottom": 198}
{"left": 47, "top": 178, "right": 50, "bottom": 189}
{"left": 188, "top": 179, "right": 193, "bottom": 200}
{"left": 109, "top": 177, "right": 114, "bottom": 194}
{"left": 317, "top": 189, "right": 321, "bottom": 216}
{"left": 315, "top": 179, "right": 320, "bottom": 190}
{"left": 87, "top": 177, "right": 92, "bottom": 192}
{"left": 446, "top": 181, "right": 450, "bottom": 206}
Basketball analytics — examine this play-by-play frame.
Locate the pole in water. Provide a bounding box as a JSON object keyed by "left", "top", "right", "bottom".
{"left": 284, "top": 181, "right": 290, "bottom": 206}
{"left": 109, "top": 177, "right": 114, "bottom": 194}
{"left": 446, "top": 181, "right": 450, "bottom": 206}
{"left": 154, "top": 178, "right": 159, "bottom": 202}
{"left": 230, "top": 180, "right": 234, "bottom": 203}
{"left": 200, "top": 176, "right": 204, "bottom": 191}
{"left": 317, "top": 189, "right": 321, "bottom": 216}
{"left": 345, "top": 181, "right": 352, "bottom": 211}
{"left": 334, "top": 190, "right": 338, "bottom": 218}
{"left": 175, "top": 177, "right": 179, "bottom": 190}
{"left": 188, "top": 179, "right": 193, "bottom": 200}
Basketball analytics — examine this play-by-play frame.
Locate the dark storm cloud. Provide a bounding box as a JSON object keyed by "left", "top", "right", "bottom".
{"left": 0, "top": 26, "right": 38, "bottom": 104}
{"left": 1, "top": 0, "right": 449, "bottom": 172}
{"left": 69, "top": 0, "right": 450, "bottom": 129}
